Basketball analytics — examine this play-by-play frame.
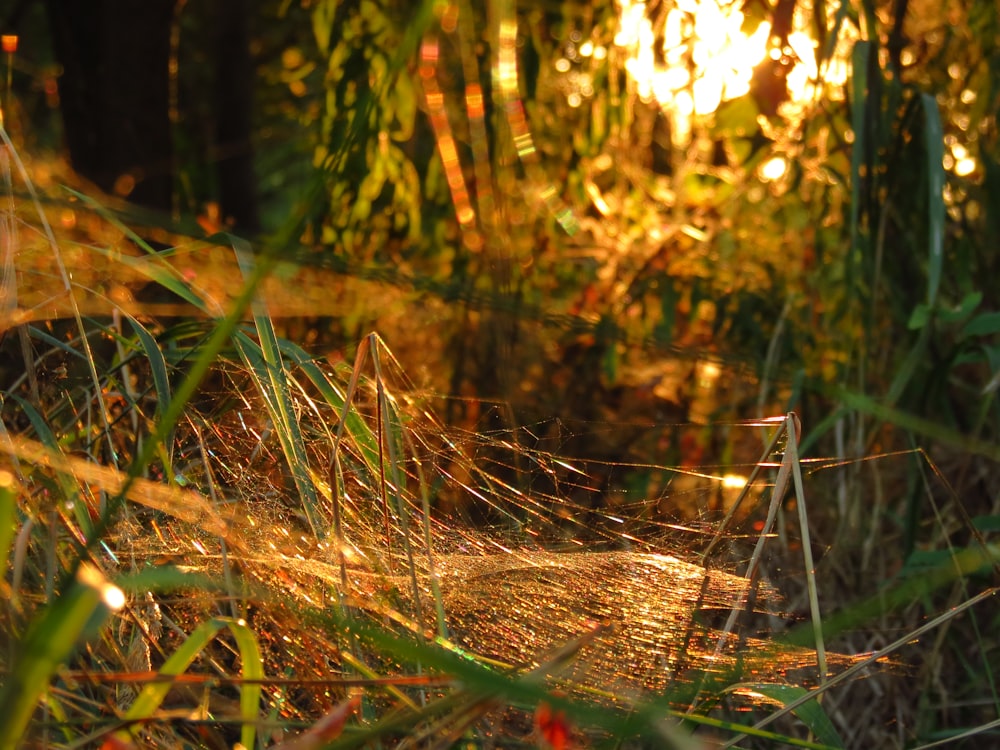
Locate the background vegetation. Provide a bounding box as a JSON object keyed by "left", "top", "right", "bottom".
{"left": 0, "top": 0, "right": 998, "bottom": 747}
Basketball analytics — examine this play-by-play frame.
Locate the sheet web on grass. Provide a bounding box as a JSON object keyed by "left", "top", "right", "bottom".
{"left": 135, "top": 354, "right": 864, "bottom": 723}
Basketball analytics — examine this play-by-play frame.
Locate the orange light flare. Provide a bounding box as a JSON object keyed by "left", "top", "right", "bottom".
{"left": 419, "top": 33, "right": 482, "bottom": 251}
{"left": 456, "top": 0, "right": 498, "bottom": 239}
{"left": 493, "top": 10, "right": 578, "bottom": 235}
{"left": 2, "top": 34, "right": 17, "bottom": 126}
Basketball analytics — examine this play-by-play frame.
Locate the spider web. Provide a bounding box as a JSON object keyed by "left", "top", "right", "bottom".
{"left": 123, "top": 351, "right": 873, "bottom": 729}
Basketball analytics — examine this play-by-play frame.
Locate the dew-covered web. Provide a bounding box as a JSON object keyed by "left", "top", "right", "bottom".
{"left": 129, "top": 350, "right": 869, "bottom": 727}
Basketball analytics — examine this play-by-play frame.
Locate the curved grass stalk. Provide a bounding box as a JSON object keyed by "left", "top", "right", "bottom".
{"left": 112, "top": 616, "right": 263, "bottom": 750}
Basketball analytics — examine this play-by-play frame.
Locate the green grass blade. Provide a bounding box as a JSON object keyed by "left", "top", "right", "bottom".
{"left": 726, "top": 684, "right": 844, "bottom": 748}
{"left": 277, "top": 338, "right": 380, "bottom": 467}
{"left": 233, "top": 329, "right": 323, "bottom": 535}
{"left": 25, "top": 325, "right": 90, "bottom": 361}
{"left": 232, "top": 241, "right": 323, "bottom": 535}
{"left": 229, "top": 620, "right": 265, "bottom": 750}
{"left": 785, "top": 541, "right": 1000, "bottom": 647}
{"left": 5, "top": 393, "right": 91, "bottom": 535}
{"left": 836, "top": 388, "right": 1000, "bottom": 461}
{"left": 0, "top": 563, "right": 123, "bottom": 750}
{"left": 126, "top": 316, "right": 172, "bottom": 423}
{"left": 848, "top": 40, "right": 871, "bottom": 291}
{"left": 0, "top": 473, "right": 16, "bottom": 580}
{"left": 117, "top": 617, "right": 263, "bottom": 748}
{"left": 920, "top": 92, "right": 945, "bottom": 308}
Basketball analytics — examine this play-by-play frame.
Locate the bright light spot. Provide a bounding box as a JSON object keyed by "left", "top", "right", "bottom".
{"left": 76, "top": 563, "right": 126, "bottom": 611}
{"left": 955, "top": 157, "right": 977, "bottom": 177}
{"left": 555, "top": 57, "right": 571, "bottom": 73}
{"left": 580, "top": 40, "right": 594, "bottom": 56}
{"left": 697, "top": 360, "right": 720, "bottom": 388}
{"left": 102, "top": 583, "right": 126, "bottom": 611}
{"left": 613, "top": 0, "right": 854, "bottom": 141}
{"left": 721, "top": 474, "right": 747, "bottom": 489}
{"left": 760, "top": 156, "right": 787, "bottom": 181}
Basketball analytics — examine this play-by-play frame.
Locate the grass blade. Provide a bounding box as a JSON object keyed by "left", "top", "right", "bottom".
{"left": 0, "top": 563, "right": 124, "bottom": 750}
{"left": 126, "top": 315, "right": 172, "bottom": 425}
{"left": 233, "top": 242, "right": 323, "bottom": 535}
{"left": 0, "top": 472, "right": 14, "bottom": 576}
{"left": 920, "top": 92, "right": 945, "bottom": 308}
{"left": 724, "top": 684, "right": 844, "bottom": 748}
{"left": 115, "top": 617, "right": 263, "bottom": 749}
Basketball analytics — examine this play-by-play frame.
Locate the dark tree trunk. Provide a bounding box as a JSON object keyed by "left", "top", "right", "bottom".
{"left": 210, "top": 0, "right": 260, "bottom": 234}
{"left": 45, "top": 1, "right": 176, "bottom": 213}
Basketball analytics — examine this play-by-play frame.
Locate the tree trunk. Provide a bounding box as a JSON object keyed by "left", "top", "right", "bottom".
{"left": 45, "top": 1, "right": 177, "bottom": 214}
{"left": 210, "top": 0, "right": 260, "bottom": 233}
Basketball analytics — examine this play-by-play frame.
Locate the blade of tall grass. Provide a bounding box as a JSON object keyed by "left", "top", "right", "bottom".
{"left": 785, "top": 414, "right": 828, "bottom": 683}
{"left": 0, "top": 471, "right": 15, "bottom": 576}
{"left": 787, "top": 544, "right": 999, "bottom": 648}
{"left": 848, "top": 40, "right": 871, "bottom": 300}
{"left": 0, "top": 133, "right": 38, "bottom": 401}
{"left": 920, "top": 93, "right": 945, "bottom": 309}
{"left": 276, "top": 338, "right": 379, "bottom": 466}
{"left": 311, "top": 601, "right": 814, "bottom": 750}
{"left": 330, "top": 335, "right": 373, "bottom": 584}
{"left": 721, "top": 683, "right": 844, "bottom": 749}
{"left": 885, "top": 94, "right": 946, "bottom": 407}
{"left": 0, "top": 563, "right": 124, "bottom": 750}
{"left": 5, "top": 393, "right": 92, "bottom": 536}
{"left": 86, "top": 246, "right": 277, "bottom": 552}
{"left": 112, "top": 617, "right": 263, "bottom": 750}
{"left": 0, "top": 130, "right": 119, "bottom": 468}
{"left": 729, "top": 584, "right": 999, "bottom": 747}
{"left": 126, "top": 316, "right": 173, "bottom": 428}
{"left": 836, "top": 388, "right": 1000, "bottom": 462}
{"left": 370, "top": 339, "right": 426, "bottom": 625}
{"left": 233, "top": 242, "right": 323, "bottom": 536}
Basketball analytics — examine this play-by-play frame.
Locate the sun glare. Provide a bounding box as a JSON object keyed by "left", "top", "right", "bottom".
{"left": 613, "top": 0, "right": 853, "bottom": 142}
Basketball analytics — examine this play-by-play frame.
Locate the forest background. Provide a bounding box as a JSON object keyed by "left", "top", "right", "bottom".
{"left": 1, "top": 0, "right": 999, "bottom": 748}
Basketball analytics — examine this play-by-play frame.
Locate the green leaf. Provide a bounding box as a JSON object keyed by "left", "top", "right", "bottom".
{"left": 901, "top": 547, "right": 993, "bottom": 579}
{"left": 972, "top": 515, "right": 1000, "bottom": 533}
{"left": 907, "top": 303, "right": 932, "bottom": 330}
{"left": 278, "top": 339, "right": 381, "bottom": 467}
{"left": 6, "top": 395, "right": 91, "bottom": 535}
{"left": 962, "top": 311, "right": 1000, "bottom": 338}
{"left": 837, "top": 387, "right": 1000, "bottom": 462}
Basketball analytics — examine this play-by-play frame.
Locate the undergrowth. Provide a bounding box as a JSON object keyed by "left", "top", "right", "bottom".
{"left": 1, "top": 127, "right": 999, "bottom": 749}
{"left": 3, "top": 0, "right": 1000, "bottom": 746}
